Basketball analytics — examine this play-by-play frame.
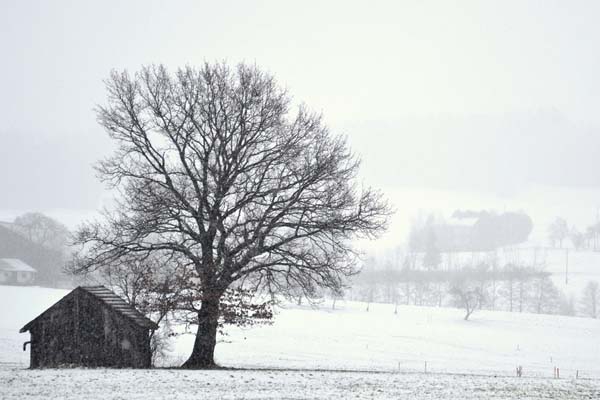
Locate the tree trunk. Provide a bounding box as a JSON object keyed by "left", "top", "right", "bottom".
{"left": 182, "top": 298, "right": 220, "bottom": 369}
{"left": 464, "top": 305, "right": 473, "bottom": 320}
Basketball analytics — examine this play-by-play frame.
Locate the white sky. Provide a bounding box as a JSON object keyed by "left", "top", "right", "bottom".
{"left": 1, "top": 0, "right": 600, "bottom": 247}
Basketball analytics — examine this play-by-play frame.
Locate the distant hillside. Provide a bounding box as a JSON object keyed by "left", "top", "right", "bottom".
{"left": 0, "top": 225, "right": 68, "bottom": 286}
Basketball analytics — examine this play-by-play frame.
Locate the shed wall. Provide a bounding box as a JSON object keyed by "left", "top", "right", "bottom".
{"left": 28, "top": 289, "right": 151, "bottom": 368}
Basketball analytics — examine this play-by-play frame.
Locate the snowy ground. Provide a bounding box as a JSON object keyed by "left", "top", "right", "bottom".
{"left": 169, "top": 302, "right": 600, "bottom": 379}
{"left": 2, "top": 367, "right": 599, "bottom": 400}
{"left": 544, "top": 250, "right": 600, "bottom": 297}
{"left": 2, "top": 285, "right": 600, "bottom": 399}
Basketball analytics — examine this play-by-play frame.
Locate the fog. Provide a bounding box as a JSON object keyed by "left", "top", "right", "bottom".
{"left": 2, "top": 0, "right": 600, "bottom": 242}
{"left": 4, "top": 2, "right": 600, "bottom": 394}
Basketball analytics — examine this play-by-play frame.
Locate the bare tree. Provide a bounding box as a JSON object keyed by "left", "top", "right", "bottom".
{"left": 580, "top": 281, "right": 599, "bottom": 318}
{"left": 530, "top": 273, "right": 561, "bottom": 314}
{"left": 70, "top": 63, "right": 391, "bottom": 368}
{"left": 330, "top": 286, "right": 344, "bottom": 310}
{"left": 559, "top": 293, "right": 576, "bottom": 316}
{"left": 9, "top": 212, "right": 71, "bottom": 285}
{"left": 357, "top": 260, "right": 379, "bottom": 312}
{"left": 501, "top": 264, "right": 517, "bottom": 312}
{"left": 449, "top": 282, "right": 484, "bottom": 321}
{"left": 449, "top": 267, "right": 486, "bottom": 321}
{"left": 12, "top": 212, "right": 70, "bottom": 250}
{"left": 569, "top": 227, "right": 585, "bottom": 251}
{"left": 548, "top": 217, "right": 569, "bottom": 249}
{"left": 449, "top": 266, "right": 487, "bottom": 320}
{"left": 585, "top": 225, "right": 596, "bottom": 250}
{"left": 515, "top": 268, "right": 531, "bottom": 313}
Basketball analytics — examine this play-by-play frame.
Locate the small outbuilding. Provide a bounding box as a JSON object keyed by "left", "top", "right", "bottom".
{"left": 20, "top": 285, "right": 158, "bottom": 368}
{"left": 0, "top": 258, "right": 36, "bottom": 285}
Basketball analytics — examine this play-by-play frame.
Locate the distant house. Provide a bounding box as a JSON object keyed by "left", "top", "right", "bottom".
{"left": 20, "top": 286, "right": 158, "bottom": 368}
{"left": 0, "top": 258, "right": 37, "bottom": 285}
{"left": 0, "top": 224, "right": 64, "bottom": 286}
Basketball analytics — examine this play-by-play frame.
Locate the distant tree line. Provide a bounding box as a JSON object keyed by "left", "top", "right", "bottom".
{"left": 548, "top": 216, "right": 600, "bottom": 251}
{"left": 348, "top": 259, "right": 599, "bottom": 321}
{"left": 350, "top": 261, "right": 568, "bottom": 319}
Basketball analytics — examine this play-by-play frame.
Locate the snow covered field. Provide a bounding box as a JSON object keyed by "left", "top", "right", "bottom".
{"left": 1, "top": 285, "right": 600, "bottom": 399}
{"left": 2, "top": 368, "right": 599, "bottom": 400}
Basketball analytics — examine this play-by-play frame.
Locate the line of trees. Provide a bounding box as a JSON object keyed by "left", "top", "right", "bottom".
{"left": 349, "top": 261, "right": 598, "bottom": 321}
{"left": 548, "top": 216, "right": 600, "bottom": 251}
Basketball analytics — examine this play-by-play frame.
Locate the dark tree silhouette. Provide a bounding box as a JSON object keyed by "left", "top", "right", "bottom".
{"left": 71, "top": 63, "right": 391, "bottom": 368}
{"left": 449, "top": 266, "right": 488, "bottom": 320}
{"left": 13, "top": 212, "right": 70, "bottom": 250}
{"left": 450, "top": 282, "right": 484, "bottom": 320}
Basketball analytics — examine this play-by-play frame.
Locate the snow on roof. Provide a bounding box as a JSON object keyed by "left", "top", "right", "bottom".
{"left": 0, "top": 258, "right": 37, "bottom": 273}
{"left": 80, "top": 286, "right": 158, "bottom": 330}
{"left": 20, "top": 285, "right": 158, "bottom": 333}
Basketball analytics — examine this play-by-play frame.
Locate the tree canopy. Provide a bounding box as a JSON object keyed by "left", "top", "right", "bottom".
{"left": 71, "top": 63, "right": 391, "bottom": 368}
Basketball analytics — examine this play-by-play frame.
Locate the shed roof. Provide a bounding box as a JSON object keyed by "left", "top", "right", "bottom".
{"left": 79, "top": 286, "right": 158, "bottom": 330}
{"left": 0, "top": 258, "right": 37, "bottom": 272}
{"left": 20, "top": 285, "right": 158, "bottom": 333}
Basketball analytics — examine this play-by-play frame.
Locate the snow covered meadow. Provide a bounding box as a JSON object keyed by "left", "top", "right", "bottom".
{"left": 1, "top": 285, "right": 599, "bottom": 399}
{"left": 3, "top": 368, "right": 599, "bottom": 400}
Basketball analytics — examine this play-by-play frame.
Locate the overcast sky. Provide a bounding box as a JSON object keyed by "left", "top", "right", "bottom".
{"left": 2, "top": 0, "right": 600, "bottom": 239}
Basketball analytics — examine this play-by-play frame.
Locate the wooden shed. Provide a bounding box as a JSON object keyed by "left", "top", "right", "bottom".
{"left": 20, "top": 285, "right": 158, "bottom": 368}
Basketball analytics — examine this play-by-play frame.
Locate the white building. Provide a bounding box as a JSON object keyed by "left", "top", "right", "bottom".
{"left": 0, "top": 258, "right": 36, "bottom": 285}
